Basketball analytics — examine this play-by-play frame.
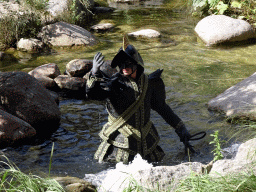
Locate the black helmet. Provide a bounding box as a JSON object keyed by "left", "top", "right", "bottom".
{"left": 111, "top": 35, "right": 144, "bottom": 77}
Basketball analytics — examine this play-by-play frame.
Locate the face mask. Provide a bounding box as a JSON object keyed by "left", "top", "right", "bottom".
{"left": 120, "top": 60, "right": 135, "bottom": 69}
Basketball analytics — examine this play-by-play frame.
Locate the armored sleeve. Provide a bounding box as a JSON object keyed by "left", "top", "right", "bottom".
{"left": 86, "top": 71, "right": 111, "bottom": 101}
{"left": 150, "top": 77, "right": 182, "bottom": 129}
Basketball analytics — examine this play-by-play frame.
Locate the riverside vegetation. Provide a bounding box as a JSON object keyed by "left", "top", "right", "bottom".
{"left": 1, "top": 0, "right": 256, "bottom": 191}
{"left": 1, "top": 0, "right": 256, "bottom": 49}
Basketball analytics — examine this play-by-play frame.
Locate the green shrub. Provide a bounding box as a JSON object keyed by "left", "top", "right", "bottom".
{"left": 23, "top": 0, "right": 49, "bottom": 12}
{"left": 210, "top": 130, "right": 225, "bottom": 162}
{"left": 0, "top": 11, "right": 42, "bottom": 50}
{"left": 0, "top": 155, "right": 65, "bottom": 191}
{"left": 54, "top": 0, "right": 94, "bottom": 28}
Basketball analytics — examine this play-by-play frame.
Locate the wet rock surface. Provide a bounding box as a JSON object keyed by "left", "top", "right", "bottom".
{"left": 195, "top": 15, "right": 256, "bottom": 46}
{"left": 128, "top": 29, "right": 161, "bottom": 38}
{"left": 0, "top": 71, "right": 61, "bottom": 134}
{"left": 54, "top": 176, "right": 96, "bottom": 192}
{"left": 66, "top": 59, "right": 92, "bottom": 77}
{"left": 208, "top": 72, "right": 256, "bottom": 120}
{"left": 0, "top": 109, "right": 36, "bottom": 147}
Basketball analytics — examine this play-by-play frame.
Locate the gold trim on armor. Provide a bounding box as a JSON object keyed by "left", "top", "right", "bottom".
{"left": 116, "top": 148, "right": 123, "bottom": 162}
{"left": 87, "top": 75, "right": 103, "bottom": 88}
{"left": 94, "top": 141, "right": 105, "bottom": 160}
{"left": 142, "top": 128, "right": 160, "bottom": 156}
{"left": 122, "top": 150, "right": 130, "bottom": 164}
{"left": 94, "top": 74, "right": 152, "bottom": 163}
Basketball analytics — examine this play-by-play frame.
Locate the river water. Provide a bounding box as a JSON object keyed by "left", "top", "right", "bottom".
{"left": 1, "top": 0, "right": 256, "bottom": 179}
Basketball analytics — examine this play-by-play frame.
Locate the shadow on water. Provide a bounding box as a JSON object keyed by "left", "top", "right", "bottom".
{"left": 1, "top": 0, "right": 256, "bottom": 179}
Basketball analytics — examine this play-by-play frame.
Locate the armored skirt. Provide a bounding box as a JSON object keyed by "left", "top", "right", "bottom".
{"left": 86, "top": 70, "right": 183, "bottom": 164}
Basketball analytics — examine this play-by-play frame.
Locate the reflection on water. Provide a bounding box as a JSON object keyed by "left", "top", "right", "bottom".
{"left": 1, "top": 0, "right": 256, "bottom": 179}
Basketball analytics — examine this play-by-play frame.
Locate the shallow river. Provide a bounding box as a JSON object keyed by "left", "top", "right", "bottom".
{"left": 1, "top": 0, "right": 256, "bottom": 179}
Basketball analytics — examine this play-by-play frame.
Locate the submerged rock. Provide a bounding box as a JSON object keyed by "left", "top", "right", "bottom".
{"left": 90, "top": 23, "right": 114, "bottom": 32}
{"left": 195, "top": 15, "right": 256, "bottom": 46}
{"left": 128, "top": 29, "right": 161, "bottom": 38}
{"left": 208, "top": 72, "right": 256, "bottom": 120}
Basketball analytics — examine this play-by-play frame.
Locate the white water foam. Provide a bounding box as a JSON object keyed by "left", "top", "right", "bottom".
{"left": 84, "top": 154, "right": 153, "bottom": 192}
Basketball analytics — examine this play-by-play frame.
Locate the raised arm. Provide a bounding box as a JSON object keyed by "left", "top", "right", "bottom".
{"left": 86, "top": 52, "right": 111, "bottom": 101}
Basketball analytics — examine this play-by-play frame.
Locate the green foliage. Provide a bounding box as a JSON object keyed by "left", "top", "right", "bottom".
{"left": 192, "top": 0, "right": 256, "bottom": 23}
{"left": 0, "top": 11, "right": 42, "bottom": 49}
{"left": 55, "top": 0, "right": 93, "bottom": 27}
{"left": 24, "top": 0, "right": 49, "bottom": 11}
{"left": 49, "top": 142, "right": 54, "bottom": 177}
{"left": 177, "top": 171, "right": 256, "bottom": 191}
{"left": 0, "top": 154, "right": 65, "bottom": 192}
{"left": 208, "top": 0, "right": 229, "bottom": 15}
{"left": 231, "top": 1, "right": 242, "bottom": 8}
{"left": 209, "top": 130, "right": 225, "bottom": 162}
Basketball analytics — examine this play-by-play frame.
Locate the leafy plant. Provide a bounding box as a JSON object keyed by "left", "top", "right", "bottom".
{"left": 209, "top": 130, "right": 225, "bottom": 162}
{"left": 0, "top": 144, "right": 65, "bottom": 191}
{"left": 0, "top": 11, "right": 42, "bottom": 49}
{"left": 208, "top": 0, "right": 229, "bottom": 15}
{"left": 24, "top": 0, "right": 49, "bottom": 12}
{"left": 55, "top": 0, "right": 93, "bottom": 27}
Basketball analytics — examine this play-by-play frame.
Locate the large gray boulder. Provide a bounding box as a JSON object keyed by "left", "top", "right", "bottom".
{"left": 210, "top": 138, "right": 256, "bottom": 176}
{"left": 38, "top": 21, "right": 97, "bottom": 47}
{"left": 0, "top": 71, "right": 60, "bottom": 134}
{"left": 47, "top": 0, "right": 94, "bottom": 17}
{"left": 208, "top": 72, "right": 256, "bottom": 120}
{"left": 195, "top": 15, "right": 256, "bottom": 46}
{"left": 0, "top": 109, "right": 36, "bottom": 147}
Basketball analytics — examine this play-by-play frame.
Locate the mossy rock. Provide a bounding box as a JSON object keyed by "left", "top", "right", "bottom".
{"left": 54, "top": 176, "right": 96, "bottom": 192}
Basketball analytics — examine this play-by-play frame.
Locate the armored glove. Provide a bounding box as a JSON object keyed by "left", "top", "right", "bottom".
{"left": 175, "top": 123, "right": 196, "bottom": 154}
{"left": 92, "top": 52, "right": 105, "bottom": 76}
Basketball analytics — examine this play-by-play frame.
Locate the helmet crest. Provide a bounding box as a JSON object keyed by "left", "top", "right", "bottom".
{"left": 123, "top": 33, "right": 130, "bottom": 51}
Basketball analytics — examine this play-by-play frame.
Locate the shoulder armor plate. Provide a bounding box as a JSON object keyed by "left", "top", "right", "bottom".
{"left": 148, "top": 69, "right": 163, "bottom": 79}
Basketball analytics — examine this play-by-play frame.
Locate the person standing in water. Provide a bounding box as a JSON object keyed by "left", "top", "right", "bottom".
{"left": 86, "top": 35, "right": 196, "bottom": 164}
